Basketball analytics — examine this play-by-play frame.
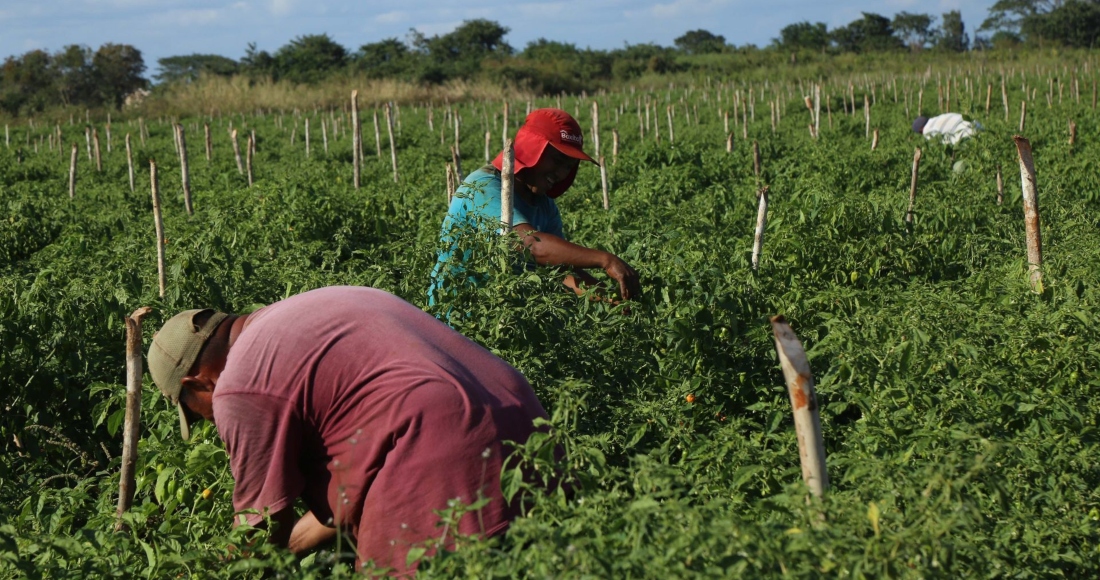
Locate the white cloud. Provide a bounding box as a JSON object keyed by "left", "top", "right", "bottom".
{"left": 270, "top": 0, "right": 293, "bottom": 16}
{"left": 171, "top": 9, "right": 222, "bottom": 26}
{"left": 374, "top": 10, "right": 407, "bottom": 24}
{"left": 645, "top": 0, "right": 731, "bottom": 19}
{"left": 410, "top": 20, "right": 464, "bottom": 37}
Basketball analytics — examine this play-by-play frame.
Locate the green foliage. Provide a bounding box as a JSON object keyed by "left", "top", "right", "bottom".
{"left": 892, "top": 12, "right": 935, "bottom": 51}
{"left": 935, "top": 11, "right": 970, "bottom": 52}
{"left": 2, "top": 57, "right": 1100, "bottom": 577}
{"left": 674, "top": 30, "right": 728, "bottom": 55}
{"left": 831, "top": 12, "right": 905, "bottom": 53}
{"left": 273, "top": 34, "right": 349, "bottom": 84}
{"left": 0, "top": 43, "right": 145, "bottom": 115}
{"left": 155, "top": 54, "right": 240, "bottom": 84}
{"left": 775, "top": 22, "right": 830, "bottom": 52}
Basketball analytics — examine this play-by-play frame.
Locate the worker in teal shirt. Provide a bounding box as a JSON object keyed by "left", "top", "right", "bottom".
{"left": 429, "top": 108, "right": 640, "bottom": 305}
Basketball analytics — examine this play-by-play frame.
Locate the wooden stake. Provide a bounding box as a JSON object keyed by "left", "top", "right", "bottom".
{"left": 484, "top": 130, "right": 491, "bottom": 163}
{"left": 305, "top": 118, "right": 310, "bottom": 158}
{"left": 864, "top": 94, "right": 870, "bottom": 139}
{"left": 599, "top": 155, "right": 609, "bottom": 211}
{"left": 451, "top": 144, "right": 463, "bottom": 182}
{"left": 500, "top": 138, "right": 515, "bottom": 229}
{"left": 116, "top": 305, "right": 153, "bottom": 532}
{"left": 501, "top": 101, "right": 509, "bottom": 149}
{"left": 1069, "top": 120, "right": 1077, "bottom": 148}
{"left": 322, "top": 117, "right": 329, "bottom": 153}
{"left": 770, "top": 315, "right": 828, "bottom": 499}
{"left": 204, "top": 123, "right": 212, "bottom": 162}
{"left": 372, "top": 109, "right": 382, "bottom": 158}
{"left": 871, "top": 128, "right": 879, "bottom": 151}
{"left": 1014, "top": 136, "right": 1043, "bottom": 292}
{"left": 666, "top": 105, "right": 675, "bottom": 144}
{"left": 351, "top": 90, "right": 361, "bottom": 189}
{"left": 231, "top": 129, "right": 243, "bottom": 175}
{"left": 150, "top": 160, "right": 166, "bottom": 298}
{"left": 246, "top": 135, "right": 254, "bottom": 188}
{"left": 906, "top": 148, "right": 922, "bottom": 230}
{"left": 985, "top": 83, "right": 992, "bottom": 114}
{"left": 68, "top": 144, "right": 77, "bottom": 199}
{"left": 93, "top": 128, "right": 102, "bottom": 172}
{"left": 177, "top": 125, "right": 192, "bottom": 215}
{"left": 751, "top": 185, "right": 769, "bottom": 270}
{"left": 1019, "top": 100, "right": 1027, "bottom": 132}
{"left": 385, "top": 103, "right": 398, "bottom": 183}
{"left": 125, "top": 134, "right": 134, "bottom": 193}
{"left": 445, "top": 162, "right": 455, "bottom": 204}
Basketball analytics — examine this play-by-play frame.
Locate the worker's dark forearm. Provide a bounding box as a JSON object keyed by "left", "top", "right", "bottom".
{"left": 288, "top": 511, "right": 337, "bottom": 555}
{"left": 513, "top": 226, "right": 610, "bottom": 270}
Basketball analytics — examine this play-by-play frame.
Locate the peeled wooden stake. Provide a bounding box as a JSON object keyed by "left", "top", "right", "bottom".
{"left": 599, "top": 155, "right": 609, "bottom": 211}
{"left": 500, "top": 138, "right": 515, "bottom": 229}
{"left": 906, "top": 147, "right": 922, "bottom": 230}
{"left": 231, "top": 129, "right": 243, "bottom": 175}
{"left": 150, "top": 160, "right": 166, "bottom": 297}
{"left": 177, "top": 124, "right": 192, "bottom": 215}
{"left": 751, "top": 185, "right": 770, "bottom": 270}
{"left": 68, "top": 143, "right": 78, "bottom": 199}
{"left": 116, "top": 305, "right": 153, "bottom": 532}
{"left": 125, "top": 134, "right": 134, "bottom": 192}
{"left": 871, "top": 128, "right": 879, "bottom": 151}
{"left": 385, "top": 103, "right": 398, "bottom": 183}
{"left": 351, "top": 90, "right": 361, "bottom": 189}
{"left": 1014, "top": 136, "right": 1043, "bottom": 292}
{"left": 770, "top": 315, "right": 828, "bottom": 499}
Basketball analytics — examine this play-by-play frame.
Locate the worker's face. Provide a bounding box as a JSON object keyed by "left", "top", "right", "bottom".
{"left": 519, "top": 145, "right": 579, "bottom": 197}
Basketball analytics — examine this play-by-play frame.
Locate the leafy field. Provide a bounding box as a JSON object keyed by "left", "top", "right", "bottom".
{"left": 2, "top": 65, "right": 1100, "bottom": 578}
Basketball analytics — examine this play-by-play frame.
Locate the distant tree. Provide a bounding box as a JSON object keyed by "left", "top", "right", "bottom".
{"left": 521, "top": 39, "right": 583, "bottom": 61}
{"left": 980, "top": 0, "right": 1100, "bottom": 46}
{"left": 91, "top": 43, "right": 146, "bottom": 108}
{"left": 353, "top": 38, "right": 412, "bottom": 78}
{"left": 936, "top": 10, "right": 970, "bottom": 51}
{"left": 775, "top": 21, "right": 829, "bottom": 51}
{"left": 831, "top": 12, "right": 904, "bottom": 53}
{"left": 892, "top": 12, "right": 935, "bottom": 51}
{"left": 980, "top": 0, "right": 1054, "bottom": 36}
{"left": 409, "top": 19, "right": 512, "bottom": 80}
{"left": 155, "top": 54, "right": 238, "bottom": 84}
{"left": 674, "top": 29, "right": 727, "bottom": 54}
{"left": 52, "top": 45, "right": 96, "bottom": 106}
{"left": 273, "top": 34, "right": 348, "bottom": 83}
{"left": 240, "top": 42, "right": 276, "bottom": 78}
{"left": 0, "top": 50, "right": 56, "bottom": 114}
{"left": 1024, "top": 0, "right": 1100, "bottom": 47}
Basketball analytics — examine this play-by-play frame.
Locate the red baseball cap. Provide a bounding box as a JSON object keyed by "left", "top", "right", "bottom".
{"left": 492, "top": 108, "right": 597, "bottom": 198}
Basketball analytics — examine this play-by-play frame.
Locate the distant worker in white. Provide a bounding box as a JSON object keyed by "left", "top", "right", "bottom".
{"left": 912, "top": 113, "right": 979, "bottom": 145}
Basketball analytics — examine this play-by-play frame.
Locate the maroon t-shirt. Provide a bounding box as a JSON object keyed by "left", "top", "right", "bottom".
{"left": 212, "top": 286, "right": 547, "bottom": 572}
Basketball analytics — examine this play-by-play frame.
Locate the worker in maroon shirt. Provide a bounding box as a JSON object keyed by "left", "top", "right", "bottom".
{"left": 147, "top": 286, "right": 549, "bottom": 573}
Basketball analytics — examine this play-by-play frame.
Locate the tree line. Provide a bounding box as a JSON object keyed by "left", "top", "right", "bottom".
{"left": 2, "top": 0, "right": 1098, "bottom": 117}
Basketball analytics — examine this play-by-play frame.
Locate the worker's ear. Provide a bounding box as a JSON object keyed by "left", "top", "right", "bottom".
{"left": 181, "top": 375, "right": 215, "bottom": 395}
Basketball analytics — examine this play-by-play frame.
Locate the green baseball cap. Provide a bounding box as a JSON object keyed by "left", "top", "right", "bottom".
{"left": 147, "top": 309, "right": 229, "bottom": 440}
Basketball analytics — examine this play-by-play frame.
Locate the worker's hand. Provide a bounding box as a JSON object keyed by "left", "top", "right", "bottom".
{"left": 601, "top": 253, "right": 641, "bottom": 301}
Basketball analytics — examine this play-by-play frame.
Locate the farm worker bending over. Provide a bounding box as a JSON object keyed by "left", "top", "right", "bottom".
{"left": 430, "top": 108, "right": 640, "bottom": 304}
{"left": 912, "top": 113, "right": 980, "bottom": 146}
{"left": 146, "top": 286, "right": 549, "bottom": 574}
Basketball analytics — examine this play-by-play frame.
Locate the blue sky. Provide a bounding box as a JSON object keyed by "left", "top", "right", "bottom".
{"left": 2, "top": 1, "right": 997, "bottom": 74}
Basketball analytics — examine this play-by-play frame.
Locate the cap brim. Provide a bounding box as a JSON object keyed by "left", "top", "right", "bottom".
{"left": 177, "top": 401, "right": 192, "bottom": 441}
{"left": 549, "top": 142, "right": 598, "bottom": 165}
